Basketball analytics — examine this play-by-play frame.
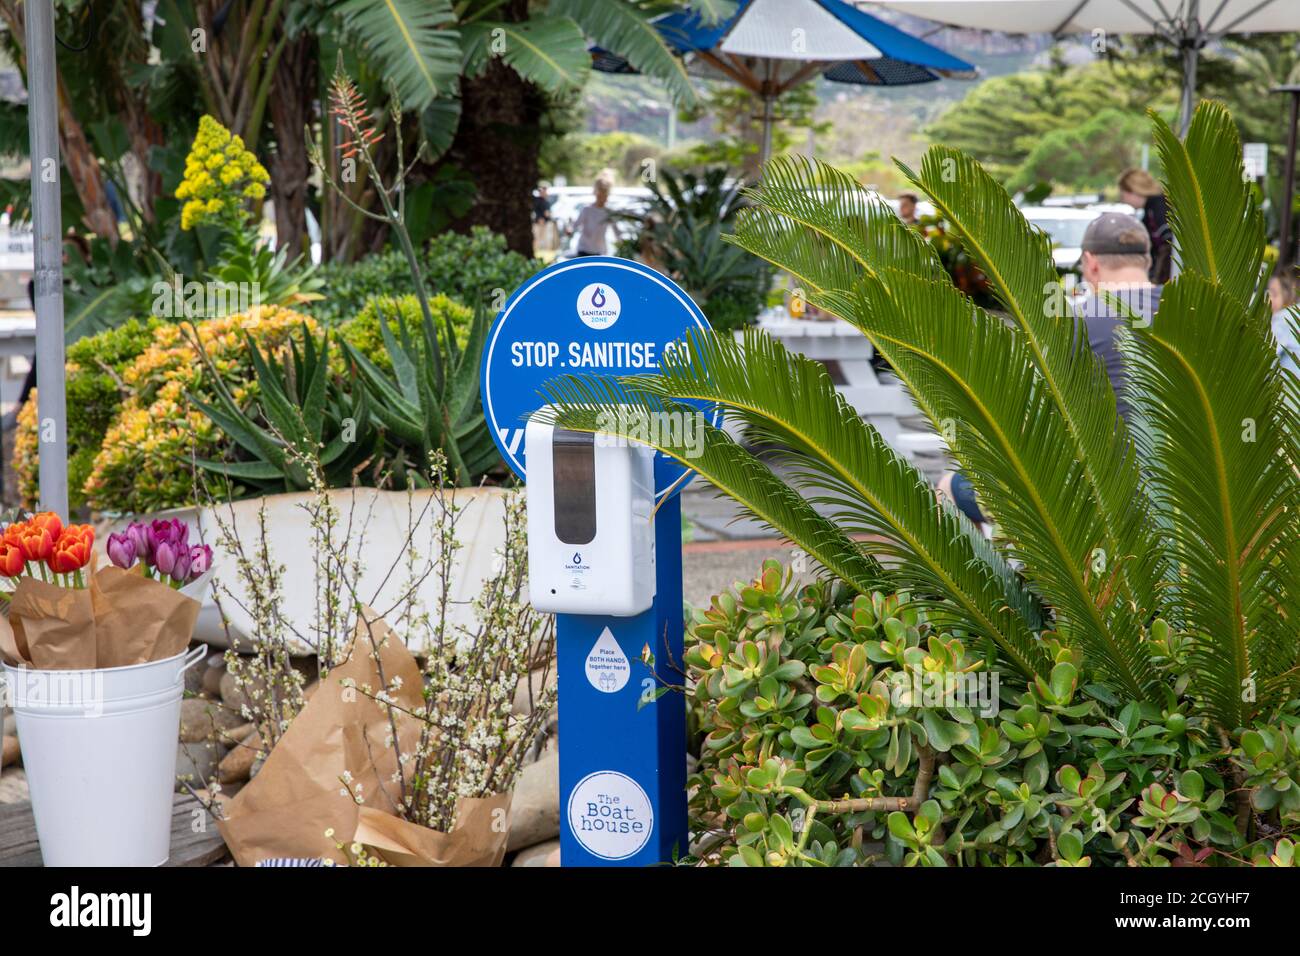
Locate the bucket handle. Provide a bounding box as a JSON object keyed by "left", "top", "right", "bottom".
{"left": 175, "top": 645, "right": 208, "bottom": 683}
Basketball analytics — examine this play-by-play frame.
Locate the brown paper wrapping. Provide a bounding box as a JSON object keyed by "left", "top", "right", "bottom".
{"left": 353, "top": 794, "right": 512, "bottom": 867}
{"left": 7, "top": 578, "right": 97, "bottom": 670}
{"left": 0, "top": 564, "right": 200, "bottom": 670}
{"left": 217, "top": 610, "right": 511, "bottom": 867}
{"left": 0, "top": 607, "right": 30, "bottom": 666}
{"left": 90, "top": 566, "right": 200, "bottom": 668}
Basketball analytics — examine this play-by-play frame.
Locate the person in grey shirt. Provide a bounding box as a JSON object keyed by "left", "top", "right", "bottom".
{"left": 1073, "top": 211, "right": 1162, "bottom": 424}
{"left": 938, "top": 212, "right": 1161, "bottom": 525}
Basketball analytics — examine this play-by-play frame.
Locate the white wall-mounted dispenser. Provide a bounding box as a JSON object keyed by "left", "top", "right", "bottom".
{"left": 525, "top": 409, "right": 656, "bottom": 616}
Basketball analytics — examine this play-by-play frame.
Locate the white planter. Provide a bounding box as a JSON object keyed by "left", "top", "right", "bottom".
{"left": 107, "top": 487, "right": 513, "bottom": 655}
{"left": 3, "top": 647, "right": 206, "bottom": 866}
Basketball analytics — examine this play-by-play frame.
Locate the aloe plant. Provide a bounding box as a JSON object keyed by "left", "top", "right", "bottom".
{"left": 312, "top": 68, "right": 499, "bottom": 486}
{"left": 540, "top": 102, "right": 1300, "bottom": 737}
{"left": 190, "top": 325, "right": 380, "bottom": 492}
{"left": 340, "top": 298, "right": 498, "bottom": 487}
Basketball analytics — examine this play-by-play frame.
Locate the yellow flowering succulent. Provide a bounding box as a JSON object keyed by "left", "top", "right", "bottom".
{"left": 82, "top": 306, "right": 317, "bottom": 513}
{"left": 176, "top": 115, "right": 271, "bottom": 231}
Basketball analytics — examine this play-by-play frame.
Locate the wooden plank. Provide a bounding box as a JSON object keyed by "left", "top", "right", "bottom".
{"left": 0, "top": 793, "right": 228, "bottom": 867}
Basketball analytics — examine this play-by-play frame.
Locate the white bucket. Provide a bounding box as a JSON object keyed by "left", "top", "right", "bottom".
{"left": 1, "top": 645, "right": 206, "bottom": 866}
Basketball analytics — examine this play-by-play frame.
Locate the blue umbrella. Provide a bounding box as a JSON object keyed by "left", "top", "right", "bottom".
{"left": 595, "top": 0, "right": 976, "bottom": 162}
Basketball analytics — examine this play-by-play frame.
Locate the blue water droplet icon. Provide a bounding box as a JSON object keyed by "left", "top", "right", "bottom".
{"left": 591, "top": 287, "right": 606, "bottom": 308}
{"left": 573, "top": 552, "right": 582, "bottom": 564}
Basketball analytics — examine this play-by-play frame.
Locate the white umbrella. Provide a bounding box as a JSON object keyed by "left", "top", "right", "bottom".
{"left": 868, "top": 0, "right": 1300, "bottom": 134}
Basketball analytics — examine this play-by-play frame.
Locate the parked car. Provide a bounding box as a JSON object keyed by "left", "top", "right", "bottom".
{"left": 1020, "top": 203, "right": 1137, "bottom": 272}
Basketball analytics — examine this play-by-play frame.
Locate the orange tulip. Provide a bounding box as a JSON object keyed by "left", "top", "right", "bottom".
{"left": 17, "top": 524, "right": 54, "bottom": 563}
{"left": 30, "top": 511, "right": 63, "bottom": 542}
{"left": 3, "top": 520, "right": 27, "bottom": 547}
{"left": 0, "top": 541, "right": 25, "bottom": 577}
{"left": 48, "top": 527, "right": 93, "bottom": 574}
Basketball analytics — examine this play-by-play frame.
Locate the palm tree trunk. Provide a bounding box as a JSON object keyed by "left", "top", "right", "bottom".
{"left": 268, "top": 34, "right": 316, "bottom": 257}
{"left": 440, "top": 0, "right": 543, "bottom": 256}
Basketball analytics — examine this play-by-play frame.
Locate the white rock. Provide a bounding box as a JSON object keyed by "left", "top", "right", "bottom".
{"left": 512, "top": 666, "right": 557, "bottom": 715}
{"left": 511, "top": 838, "right": 561, "bottom": 867}
{"left": 506, "top": 751, "right": 559, "bottom": 852}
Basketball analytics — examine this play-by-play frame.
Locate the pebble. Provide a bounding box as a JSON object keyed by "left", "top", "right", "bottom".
{"left": 506, "top": 751, "right": 559, "bottom": 852}
{"left": 511, "top": 838, "right": 560, "bottom": 867}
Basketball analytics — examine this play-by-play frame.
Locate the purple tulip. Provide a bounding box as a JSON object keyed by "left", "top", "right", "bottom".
{"left": 149, "top": 519, "right": 188, "bottom": 551}
{"left": 188, "top": 544, "right": 212, "bottom": 579}
{"left": 106, "top": 531, "right": 137, "bottom": 570}
{"left": 125, "top": 521, "right": 152, "bottom": 562}
{"left": 170, "top": 549, "right": 191, "bottom": 584}
{"left": 154, "top": 540, "right": 177, "bottom": 576}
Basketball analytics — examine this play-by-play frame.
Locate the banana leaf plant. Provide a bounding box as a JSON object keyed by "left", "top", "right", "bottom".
{"left": 189, "top": 325, "right": 381, "bottom": 492}
{"left": 539, "top": 102, "right": 1300, "bottom": 739}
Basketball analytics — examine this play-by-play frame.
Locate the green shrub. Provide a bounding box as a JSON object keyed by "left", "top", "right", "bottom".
{"left": 83, "top": 307, "right": 317, "bottom": 514}
{"left": 338, "top": 294, "right": 472, "bottom": 372}
{"left": 13, "top": 318, "right": 161, "bottom": 510}
{"left": 310, "top": 227, "right": 542, "bottom": 325}
{"left": 684, "top": 561, "right": 1298, "bottom": 867}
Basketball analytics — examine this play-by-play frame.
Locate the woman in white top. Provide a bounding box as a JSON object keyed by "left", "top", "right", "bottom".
{"left": 573, "top": 169, "right": 614, "bottom": 257}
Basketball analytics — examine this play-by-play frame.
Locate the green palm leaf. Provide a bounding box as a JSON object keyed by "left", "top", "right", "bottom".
{"left": 333, "top": 0, "right": 461, "bottom": 111}
{"left": 461, "top": 16, "right": 592, "bottom": 94}
{"left": 552, "top": 0, "right": 696, "bottom": 107}
{"left": 637, "top": 328, "right": 1052, "bottom": 680}
{"left": 1151, "top": 102, "right": 1267, "bottom": 313}
{"left": 533, "top": 377, "right": 884, "bottom": 595}
{"left": 1122, "top": 274, "right": 1299, "bottom": 726}
{"left": 680, "top": 0, "right": 737, "bottom": 24}
{"left": 847, "top": 268, "right": 1159, "bottom": 697}
{"left": 899, "top": 147, "right": 1163, "bottom": 627}
{"left": 729, "top": 154, "right": 943, "bottom": 290}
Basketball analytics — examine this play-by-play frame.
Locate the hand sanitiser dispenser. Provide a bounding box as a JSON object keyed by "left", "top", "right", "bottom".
{"left": 526, "top": 409, "right": 656, "bottom": 616}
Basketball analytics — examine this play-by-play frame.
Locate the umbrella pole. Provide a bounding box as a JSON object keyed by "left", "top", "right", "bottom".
{"left": 1178, "top": 39, "right": 1199, "bottom": 138}
{"left": 24, "top": 0, "right": 69, "bottom": 520}
{"left": 759, "top": 92, "right": 775, "bottom": 169}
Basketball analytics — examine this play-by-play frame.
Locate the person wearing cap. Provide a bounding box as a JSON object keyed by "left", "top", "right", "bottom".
{"left": 1075, "top": 211, "right": 1162, "bottom": 423}
{"left": 937, "top": 211, "right": 1161, "bottom": 528}
{"left": 1118, "top": 168, "right": 1172, "bottom": 284}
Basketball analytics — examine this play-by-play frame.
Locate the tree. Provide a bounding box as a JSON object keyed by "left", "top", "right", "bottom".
{"left": 1006, "top": 107, "right": 1152, "bottom": 194}
{"left": 926, "top": 50, "right": 1176, "bottom": 185}
{"left": 0, "top": 0, "right": 730, "bottom": 266}
{"left": 543, "top": 103, "right": 1299, "bottom": 747}
{"left": 676, "top": 81, "right": 830, "bottom": 181}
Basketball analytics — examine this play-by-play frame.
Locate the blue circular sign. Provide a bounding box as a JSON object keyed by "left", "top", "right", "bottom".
{"left": 481, "top": 256, "right": 714, "bottom": 497}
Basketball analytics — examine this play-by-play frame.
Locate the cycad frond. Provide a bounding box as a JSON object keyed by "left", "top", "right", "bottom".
{"left": 901, "top": 147, "right": 1163, "bottom": 626}
{"left": 637, "top": 328, "right": 1052, "bottom": 679}
{"left": 1123, "top": 274, "right": 1300, "bottom": 726}
{"left": 533, "top": 378, "right": 884, "bottom": 595}
{"left": 1152, "top": 102, "right": 1267, "bottom": 314}
{"left": 849, "top": 268, "right": 1159, "bottom": 697}
{"left": 728, "top": 154, "right": 943, "bottom": 290}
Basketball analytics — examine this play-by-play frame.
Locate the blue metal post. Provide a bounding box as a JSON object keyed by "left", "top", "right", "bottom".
{"left": 556, "top": 493, "right": 687, "bottom": 866}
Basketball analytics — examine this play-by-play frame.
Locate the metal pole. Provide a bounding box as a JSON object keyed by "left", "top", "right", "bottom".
{"left": 1178, "top": 40, "right": 1199, "bottom": 138}
{"left": 759, "top": 92, "right": 774, "bottom": 168}
{"left": 1275, "top": 85, "right": 1300, "bottom": 272}
{"left": 1178, "top": 1, "right": 1201, "bottom": 138}
{"left": 24, "top": 0, "right": 68, "bottom": 519}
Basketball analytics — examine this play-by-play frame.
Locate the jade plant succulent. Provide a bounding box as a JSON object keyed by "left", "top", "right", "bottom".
{"left": 682, "top": 561, "right": 1299, "bottom": 867}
